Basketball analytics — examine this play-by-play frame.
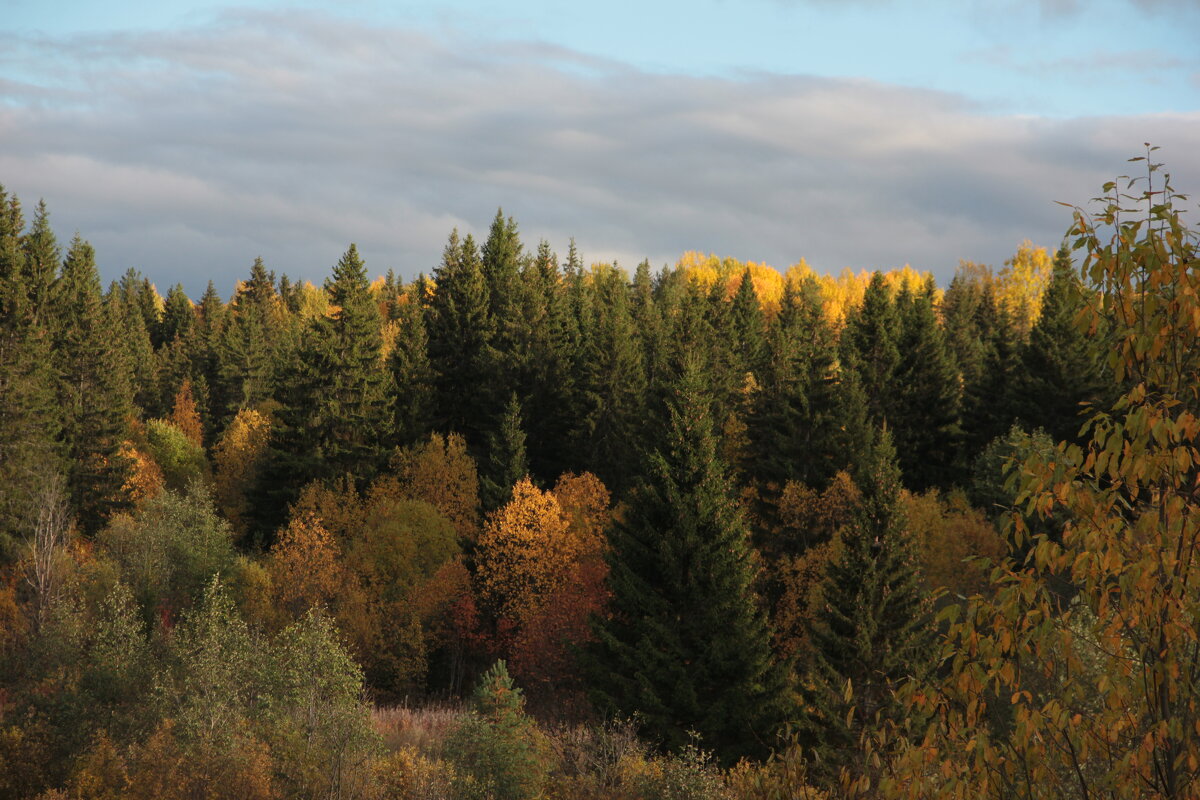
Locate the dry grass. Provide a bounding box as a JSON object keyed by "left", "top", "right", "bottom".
{"left": 372, "top": 703, "right": 466, "bottom": 756}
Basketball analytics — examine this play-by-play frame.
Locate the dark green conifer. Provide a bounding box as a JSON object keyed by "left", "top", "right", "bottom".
{"left": 258, "top": 244, "right": 393, "bottom": 533}
{"left": 800, "top": 426, "right": 933, "bottom": 781}
{"left": 891, "top": 280, "right": 962, "bottom": 490}
{"left": 427, "top": 230, "right": 495, "bottom": 447}
{"left": 573, "top": 264, "right": 646, "bottom": 492}
{"left": 388, "top": 283, "right": 435, "bottom": 448}
{"left": 157, "top": 284, "right": 194, "bottom": 348}
{"left": 590, "top": 356, "right": 790, "bottom": 763}
{"left": 53, "top": 236, "right": 132, "bottom": 529}
{"left": 0, "top": 188, "right": 61, "bottom": 548}
{"left": 840, "top": 272, "right": 901, "bottom": 425}
{"left": 480, "top": 394, "right": 529, "bottom": 512}
{"left": 746, "top": 279, "right": 851, "bottom": 493}
{"left": 1016, "top": 244, "right": 1109, "bottom": 443}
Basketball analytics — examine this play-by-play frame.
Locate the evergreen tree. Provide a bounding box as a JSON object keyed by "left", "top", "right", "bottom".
{"left": 891, "top": 280, "right": 962, "bottom": 490}
{"left": 800, "top": 426, "right": 933, "bottom": 781}
{"left": 590, "top": 356, "right": 790, "bottom": 763}
{"left": 259, "top": 244, "right": 393, "bottom": 533}
{"left": 1016, "top": 243, "right": 1109, "bottom": 443}
{"left": 20, "top": 199, "right": 59, "bottom": 324}
{"left": 840, "top": 272, "right": 901, "bottom": 426}
{"left": 105, "top": 275, "right": 159, "bottom": 416}
{"left": 960, "top": 282, "right": 1023, "bottom": 459}
{"left": 480, "top": 394, "right": 530, "bottom": 512}
{"left": 427, "top": 230, "right": 495, "bottom": 447}
{"left": 0, "top": 187, "right": 61, "bottom": 548}
{"left": 53, "top": 236, "right": 133, "bottom": 530}
{"left": 728, "top": 268, "right": 767, "bottom": 380}
{"left": 157, "top": 284, "right": 194, "bottom": 349}
{"left": 747, "top": 278, "right": 854, "bottom": 493}
{"left": 573, "top": 264, "right": 646, "bottom": 492}
{"left": 217, "top": 261, "right": 281, "bottom": 422}
{"left": 518, "top": 241, "right": 575, "bottom": 480}
{"left": 388, "top": 282, "right": 435, "bottom": 448}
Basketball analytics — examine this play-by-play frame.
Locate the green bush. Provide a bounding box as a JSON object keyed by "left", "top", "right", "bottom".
{"left": 444, "top": 661, "right": 547, "bottom": 800}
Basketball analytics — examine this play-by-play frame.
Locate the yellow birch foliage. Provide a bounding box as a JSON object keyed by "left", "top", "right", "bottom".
{"left": 475, "top": 477, "right": 581, "bottom": 624}
{"left": 550, "top": 471, "right": 611, "bottom": 558}
{"left": 268, "top": 512, "right": 345, "bottom": 621}
{"left": 995, "top": 239, "right": 1053, "bottom": 338}
{"left": 169, "top": 378, "right": 203, "bottom": 448}
{"left": 118, "top": 441, "right": 164, "bottom": 505}
{"left": 877, "top": 154, "right": 1200, "bottom": 800}
{"left": 393, "top": 432, "right": 481, "bottom": 543}
{"left": 212, "top": 409, "right": 271, "bottom": 535}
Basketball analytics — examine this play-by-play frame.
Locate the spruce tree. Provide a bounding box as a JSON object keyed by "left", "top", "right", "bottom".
{"left": 960, "top": 282, "right": 1023, "bottom": 459}
{"left": 840, "top": 271, "right": 901, "bottom": 425}
{"left": 573, "top": 264, "right": 646, "bottom": 492}
{"left": 388, "top": 281, "right": 435, "bottom": 448}
{"left": 427, "top": 230, "right": 495, "bottom": 447}
{"left": 746, "top": 278, "right": 852, "bottom": 493}
{"left": 0, "top": 187, "right": 61, "bottom": 547}
{"left": 480, "top": 394, "right": 529, "bottom": 512}
{"left": 891, "top": 280, "right": 962, "bottom": 490}
{"left": 1016, "top": 244, "right": 1109, "bottom": 443}
{"left": 518, "top": 241, "right": 575, "bottom": 481}
{"left": 728, "top": 268, "right": 767, "bottom": 380}
{"left": 53, "top": 236, "right": 133, "bottom": 530}
{"left": 259, "top": 244, "right": 392, "bottom": 533}
{"left": 590, "top": 356, "right": 790, "bottom": 763}
{"left": 800, "top": 426, "right": 932, "bottom": 781}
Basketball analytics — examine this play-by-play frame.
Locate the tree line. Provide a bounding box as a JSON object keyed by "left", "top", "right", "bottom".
{"left": 0, "top": 158, "right": 1179, "bottom": 799}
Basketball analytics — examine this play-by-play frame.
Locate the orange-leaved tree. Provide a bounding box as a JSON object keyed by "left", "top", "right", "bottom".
{"left": 875, "top": 151, "right": 1200, "bottom": 799}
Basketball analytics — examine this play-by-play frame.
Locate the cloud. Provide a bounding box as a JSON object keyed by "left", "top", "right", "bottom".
{"left": 0, "top": 9, "right": 1196, "bottom": 297}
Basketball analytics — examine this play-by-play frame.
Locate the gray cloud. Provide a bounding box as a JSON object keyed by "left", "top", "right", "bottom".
{"left": 0, "top": 9, "right": 1196, "bottom": 298}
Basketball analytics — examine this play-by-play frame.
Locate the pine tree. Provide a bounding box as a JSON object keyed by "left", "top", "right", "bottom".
{"left": 427, "top": 230, "right": 495, "bottom": 447}
{"left": 573, "top": 264, "right": 646, "bottom": 492}
{"left": 747, "top": 278, "right": 854, "bottom": 493}
{"left": 890, "top": 280, "right": 962, "bottom": 490}
{"left": 590, "top": 356, "right": 790, "bottom": 763}
{"left": 53, "top": 236, "right": 133, "bottom": 530}
{"left": 259, "top": 244, "right": 393, "bottom": 534}
{"left": 1016, "top": 243, "right": 1109, "bottom": 443}
{"left": 480, "top": 394, "right": 530, "bottom": 512}
{"left": 388, "top": 281, "right": 435, "bottom": 448}
{"left": 840, "top": 272, "right": 901, "bottom": 426}
{"left": 800, "top": 426, "right": 933, "bottom": 781}
{"left": 0, "top": 187, "right": 62, "bottom": 546}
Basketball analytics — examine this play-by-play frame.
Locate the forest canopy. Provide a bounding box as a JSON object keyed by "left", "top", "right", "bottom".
{"left": 0, "top": 151, "right": 1196, "bottom": 799}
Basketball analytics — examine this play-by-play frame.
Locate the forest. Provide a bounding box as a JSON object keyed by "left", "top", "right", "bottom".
{"left": 0, "top": 152, "right": 1198, "bottom": 799}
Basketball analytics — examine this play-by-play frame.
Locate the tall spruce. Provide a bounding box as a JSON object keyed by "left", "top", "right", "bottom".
{"left": 890, "top": 280, "right": 962, "bottom": 490}
{"left": 800, "top": 425, "right": 933, "bottom": 781}
{"left": 590, "top": 356, "right": 790, "bottom": 763}
{"left": 840, "top": 271, "right": 901, "bottom": 426}
{"left": 53, "top": 236, "right": 133, "bottom": 530}
{"left": 747, "top": 278, "right": 854, "bottom": 493}
{"left": 1016, "top": 244, "right": 1109, "bottom": 443}
{"left": 0, "top": 187, "right": 61, "bottom": 548}
{"left": 574, "top": 264, "right": 646, "bottom": 492}
{"left": 259, "top": 244, "right": 392, "bottom": 533}
{"left": 388, "top": 279, "right": 435, "bottom": 448}
{"left": 427, "top": 230, "right": 495, "bottom": 447}
{"left": 480, "top": 393, "right": 530, "bottom": 512}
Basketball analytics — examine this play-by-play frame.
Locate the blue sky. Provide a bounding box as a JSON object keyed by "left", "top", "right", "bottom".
{"left": 2, "top": 0, "right": 1198, "bottom": 295}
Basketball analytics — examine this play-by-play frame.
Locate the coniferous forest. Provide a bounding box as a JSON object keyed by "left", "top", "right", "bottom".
{"left": 1, "top": 153, "right": 1199, "bottom": 799}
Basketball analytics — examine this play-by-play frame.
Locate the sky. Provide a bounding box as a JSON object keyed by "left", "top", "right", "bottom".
{"left": 1, "top": 0, "right": 1198, "bottom": 297}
